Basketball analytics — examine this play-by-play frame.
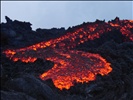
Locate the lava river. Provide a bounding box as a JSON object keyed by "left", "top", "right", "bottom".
{"left": 3, "top": 19, "right": 133, "bottom": 90}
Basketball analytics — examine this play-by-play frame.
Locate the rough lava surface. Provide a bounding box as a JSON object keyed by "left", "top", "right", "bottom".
{"left": 1, "top": 16, "right": 133, "bottom": 100}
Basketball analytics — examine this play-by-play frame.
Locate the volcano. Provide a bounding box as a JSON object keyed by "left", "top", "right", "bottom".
{"left": 1, "top": 17, "right": 133, "bottom": 100}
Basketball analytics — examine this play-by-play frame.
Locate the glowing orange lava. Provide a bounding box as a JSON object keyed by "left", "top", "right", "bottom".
{"left": 3, "top": 19, "right": 133, "bottom": 90}
{"left": 40, "top": 50, "right": 111, "bottom": 90}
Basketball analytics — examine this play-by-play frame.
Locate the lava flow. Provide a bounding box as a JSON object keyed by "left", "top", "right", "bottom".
{"left": 3, "top": 18, "right": 133, "bottom": 90}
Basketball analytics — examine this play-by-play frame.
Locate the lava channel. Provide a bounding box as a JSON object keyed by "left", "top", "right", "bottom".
{"left": 3, "top": 48, "right": 112, "bottom": 90}
{"left": 40, "top": 50, "right": 112, "bottom": 90}
{"left": 3, "top": 19, "right": 133, "bottom": 90}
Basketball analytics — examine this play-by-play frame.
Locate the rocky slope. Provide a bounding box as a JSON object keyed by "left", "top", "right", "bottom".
{"left": 1, "top": 16, "right": 133, "bottom": 100}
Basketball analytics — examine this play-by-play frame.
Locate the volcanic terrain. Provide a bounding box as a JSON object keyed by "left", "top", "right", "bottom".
{"left": 1, "top": 16, "right": 133, "bottom": 100}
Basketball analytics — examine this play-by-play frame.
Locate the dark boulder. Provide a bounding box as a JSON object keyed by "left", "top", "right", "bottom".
{"left": 1, "top": 28, "right": 16, "bottom": 38}
{"left": 1, "top": 90, "right": 36, "bottom": 100}
{"left": 6, "top": 74, "right": 58, "bottom": 100}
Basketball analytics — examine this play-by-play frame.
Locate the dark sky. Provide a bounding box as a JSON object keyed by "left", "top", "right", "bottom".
{"left": 1, "top": 1, "right": 133, "bottom": 30}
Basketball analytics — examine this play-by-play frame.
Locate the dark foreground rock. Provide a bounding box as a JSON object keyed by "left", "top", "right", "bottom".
{"left": 5, "top": 74, "right": 58, "bottom": 100}
{"left": 1, "top": 90, "right": 36, "bottom": 100}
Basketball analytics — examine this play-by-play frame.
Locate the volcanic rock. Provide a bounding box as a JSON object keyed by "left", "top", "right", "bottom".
{"left": 1, "top": 16, "right": 133, "bottom": 100}
{"left": 5, "top": 74, "right": 58, "bottom": 100}
{"left": 5, "top": 16, "right": 13, "bottom": 24}
{"left": 1, "top": 90, "right": 36, "bottom": 100}
{"left": 1, "top": 16, "right": 66, "bottom": 48}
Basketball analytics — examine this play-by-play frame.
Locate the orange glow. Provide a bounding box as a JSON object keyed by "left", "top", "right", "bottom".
{"left": 40, "top": 51, "right": 112, "bottom": 90}
{"left": 3, "top": 47, "right": 112, "bottom": 90}
{"left": 3, "top": 49, "right": 16, "bottom": 56}
{"left": 110, "top": 23, "right": 119, "bottom": 27}
{"left": 3, "top": 19, "right": 133, "bottom": 90}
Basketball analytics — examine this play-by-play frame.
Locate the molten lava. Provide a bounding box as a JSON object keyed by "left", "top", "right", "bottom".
{"left": 3, "top": 19, "right": 133, "bottom": 90}
{"left": 40, "top": 50, "right": 111, "bottom": 90}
